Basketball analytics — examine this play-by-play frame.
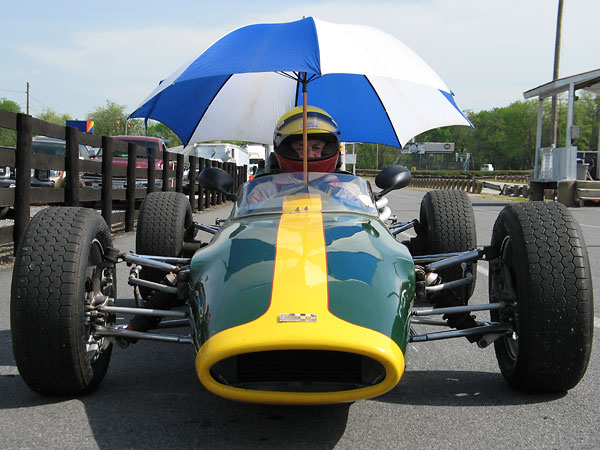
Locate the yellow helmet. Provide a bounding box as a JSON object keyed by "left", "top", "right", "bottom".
{"left": 273, "top": 105, "right": 340, "bottom": 172}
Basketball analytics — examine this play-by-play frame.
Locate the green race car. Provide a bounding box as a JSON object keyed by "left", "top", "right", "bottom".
{"left": 10, "top": 166, "right": 594, "bottom": 405}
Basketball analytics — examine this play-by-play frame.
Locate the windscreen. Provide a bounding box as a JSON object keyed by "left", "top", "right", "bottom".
{"left": 234, "top": 172, "right": 377, "bottom": 218}
{"left": 112, "top": 139, "right": 159, "bottom": 158}
{"left": 32, "top": 141, "right": 66, "bottom": 157}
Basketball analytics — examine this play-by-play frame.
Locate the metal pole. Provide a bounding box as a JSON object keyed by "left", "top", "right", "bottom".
{"left": 566, "top": 82, "right": 575, "bottom": 147}
{"left": 302, "top": 72, "right": 308, "bottom": 174}
{"left": 26, "top": 82, "right": 30, "bottom": 115}
{"left": 534, "top": 98, "right": 544, "bottom": 179}
{"left": 550, "top": 0, "right": 564, "bottom": 147}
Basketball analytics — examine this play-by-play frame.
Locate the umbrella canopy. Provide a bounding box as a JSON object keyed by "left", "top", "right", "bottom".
{"left": 130, "top": 17, "right": 471, "bottom": 149}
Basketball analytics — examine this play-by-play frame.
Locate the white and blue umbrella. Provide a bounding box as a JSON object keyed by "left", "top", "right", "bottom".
{"left": 130, "top": 17, "right": 471, "bottom": 151}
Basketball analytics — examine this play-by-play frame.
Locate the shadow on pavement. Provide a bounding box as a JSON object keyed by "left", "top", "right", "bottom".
{"left": 376, "top": 369, "right": 566, "bottom": 407}
{"left": 2, "top": 335, "right": 350, "bottom": 450}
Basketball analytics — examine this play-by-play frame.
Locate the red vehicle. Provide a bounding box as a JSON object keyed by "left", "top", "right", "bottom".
{"left": 83, "top": 136, "right": 176, "bottom": 189}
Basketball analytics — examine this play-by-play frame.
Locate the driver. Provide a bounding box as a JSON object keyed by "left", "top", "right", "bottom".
{"left": 273, "top": 105, "right": 341, "bottom": 173}
{"left": 247, "top": 106, "right": 356, "bottom": 204}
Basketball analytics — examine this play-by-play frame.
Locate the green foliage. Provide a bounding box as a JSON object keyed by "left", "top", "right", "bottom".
{"left": 354, "top": 143, "right": 400, "bottom": 169}
{"left": 394, "top": 95, "right": 599, "bottom": 171}
{"left": 87, "top": 100, "right": 129, "bottom": 136}
{"left": 86, "top": 100, "right": 182, "bottom": 146}
{"left": 3, "top": 92, "right": 598, "bottom": 170}
{"left": 36, "top": 107, "right": 73, "bottom": 125}
{"left": 0, "top": 98, "right": 21, "bottom": 146}
{"left": 146, "top": 122, "right": 182, "bottom": 147}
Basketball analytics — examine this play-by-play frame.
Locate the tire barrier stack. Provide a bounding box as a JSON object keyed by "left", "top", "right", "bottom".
{"left": 410, "top": 177, "right": 530, "bottom": 198}
{"left": 410, "top": 177, "right": 484, "bottom": 194}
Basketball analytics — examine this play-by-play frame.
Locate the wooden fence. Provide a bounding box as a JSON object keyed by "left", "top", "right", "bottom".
{"left": 0, "top": 110, "right": 247, "bottom": 254}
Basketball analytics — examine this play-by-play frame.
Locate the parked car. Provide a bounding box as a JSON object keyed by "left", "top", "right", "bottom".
{"left": 480, "top": 163, "right": 494, "bottom": 171}
{"left": 0, "top": 144, "right": 57, "bottom": 189}
{"left": 83, "top": 136, "right": 175, "bottom": 189}
{"left": 31, "top": 136, "right": 93, "bottom": 187}
{"left": 0, "top": 144, "right": 54, "bottom": 219}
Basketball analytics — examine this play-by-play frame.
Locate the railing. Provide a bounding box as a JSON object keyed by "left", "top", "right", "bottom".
{"left": 0, "top": 110, "right": 247, "bottom": 254}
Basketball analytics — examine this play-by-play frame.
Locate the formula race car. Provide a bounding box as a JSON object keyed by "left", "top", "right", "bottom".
{"left": 10, "top": 166, "right": 594, "bottom": 405}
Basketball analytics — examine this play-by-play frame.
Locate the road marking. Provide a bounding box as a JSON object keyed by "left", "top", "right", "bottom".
{"left": 595, "top": 317, "right": 600, "bottom": 330}
{"left": 0, "top": 366, "right": 19, "bottom": 376}
{"left": 477, "top": 265, "right": 489, "bottom": 277}
{"left": 579, "top": 223, "right": 600, "bottom": 230}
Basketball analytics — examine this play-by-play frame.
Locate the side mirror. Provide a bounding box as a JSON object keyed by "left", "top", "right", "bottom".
{"left": 198, "top": 167, "right": 236, "bottom": 201}
{"left": 375, "top": 165, "right": 411, "bottom": 198}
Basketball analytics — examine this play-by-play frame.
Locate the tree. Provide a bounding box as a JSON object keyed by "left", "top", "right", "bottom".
{"left": 147, "top": 122, "right": 182, "bottom": 147}
{"left": 87, "top": 100, "right": 130, "bottom": 136}
{"left": 0, "top": 98, "right": 21, "bottom": 146}
{"left": 37, "top": 107, "right": 72, "bottom": 125}
{"left": 86, "top": 100, "right": 183, "bottom": 146}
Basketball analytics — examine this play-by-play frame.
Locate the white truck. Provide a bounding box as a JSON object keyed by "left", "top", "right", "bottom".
{"left": 244, "top": 144, "right": 267, "bottom": 178}
{"left": 191, "top": 143, "right": 249, "bottom": 168}
{"left": 169, "top": 142, "right": 251, "bottom": 184}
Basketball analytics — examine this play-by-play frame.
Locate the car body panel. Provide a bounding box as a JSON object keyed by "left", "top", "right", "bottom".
{"left": 187, "top": 173, "right": 414, "bottom": 404}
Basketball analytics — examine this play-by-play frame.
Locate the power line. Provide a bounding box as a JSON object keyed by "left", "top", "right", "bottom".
{"left": 29, "top": 95, "right": 51, "bottom": 110}
{"left": 0, "top": 87, "right": 26, "bottom": 94}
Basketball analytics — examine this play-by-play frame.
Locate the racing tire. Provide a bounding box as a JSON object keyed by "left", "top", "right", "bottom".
{"left": 136, "top": 192, "right": 193, "bottom": 301}
{"left": 411, "top": 189, "right": 477, "bottom": 303}
{"left": 11, "top": 207, "right": 116, "bottom": 395}
{"left": 489, "top": 202, "right": 593, "bottom": 392}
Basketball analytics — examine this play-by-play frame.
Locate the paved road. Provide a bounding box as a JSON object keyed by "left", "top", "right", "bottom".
{"left": 1, "top": 189, "right": 598, "bottom": 449}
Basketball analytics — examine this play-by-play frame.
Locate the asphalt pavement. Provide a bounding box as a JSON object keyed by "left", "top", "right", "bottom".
{"left": 1, "top": 188, "right": 598, "bottom": 450}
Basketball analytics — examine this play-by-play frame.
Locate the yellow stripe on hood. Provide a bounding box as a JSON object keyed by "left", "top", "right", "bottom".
{"left": 196, "top": 194, "right": 405, "bottom": 404}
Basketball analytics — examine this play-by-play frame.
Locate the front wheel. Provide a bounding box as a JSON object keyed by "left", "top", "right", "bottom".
{"left": 409, "top": 189, "right": 477, "bottom": 304}
{"left": 489, "top": 202, "right": 593, "bottom": 392}
{"left": 11, "top": 207, "right": 116, "bottom": 395}
{"left": 136, "top": 192, "right": 193, "bottom": 301}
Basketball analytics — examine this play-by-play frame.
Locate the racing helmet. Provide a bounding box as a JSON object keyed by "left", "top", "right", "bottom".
{"left": 273, "top": 105, "right": 341, "bottom": 173}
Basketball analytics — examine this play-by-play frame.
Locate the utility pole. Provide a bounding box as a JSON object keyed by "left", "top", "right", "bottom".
{"left": 26, "top": 82, "right": 30, "bottom": 115}
{"left": 550, "top": 0, "right": 564, "bottom": 147}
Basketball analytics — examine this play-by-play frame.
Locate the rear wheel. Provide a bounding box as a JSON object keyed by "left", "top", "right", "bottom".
{"left": 11, "top": 207, "right": 116, "bottom": 395}
{"left": 489, "top": 202, "right": 593, "bottom": 392}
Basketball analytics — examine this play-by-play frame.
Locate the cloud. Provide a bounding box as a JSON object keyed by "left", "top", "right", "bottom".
{"left": 8, "top": 0, "right": 599, "bottom": 119}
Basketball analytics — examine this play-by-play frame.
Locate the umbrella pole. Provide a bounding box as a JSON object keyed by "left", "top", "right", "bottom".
{"left": 302, "top": 72, "right": 308, "bottom": 175}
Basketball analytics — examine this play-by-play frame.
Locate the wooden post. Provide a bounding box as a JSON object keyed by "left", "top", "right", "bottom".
{"left": 176, "top": 153, "right": 184, "bottom": 193}
{"left": 162, "top": 146, "right": 169, "bottom": 191}
{"left": 217, "top": 161, "right": 223, "bottom": 205}
{"left": 125, "top": 142, "right": 136, "bottom": 231}
{"left": 210, "top": 160, "right": 217, "bottom": 207}
{"left": 198, "top": 157, "right": 205, "bottom": 212}
{"left": 188, "top": 155, "right": 198, "bottom": 213}
{"left": 101, "top": 136, "right": 113, "bottom": 228}
{"left": 65, "top": 126, "right": 80, "bottom": 206}
{"left": 147, "top": 145, "right": 156, "bottom": 194}
{"left": 14, "top": 113, "right": 32, "bottom": 253}
{"left": 204, "top": 159, "right": 211, "bottom": 210}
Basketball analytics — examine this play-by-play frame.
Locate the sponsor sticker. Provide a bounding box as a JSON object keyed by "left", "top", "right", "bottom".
{"left": 279, "top": 313, "right": 317, "bottom": 323}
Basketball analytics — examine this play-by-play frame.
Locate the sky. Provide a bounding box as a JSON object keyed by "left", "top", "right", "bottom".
{"left": 1, "top": 0, "right": 598, "bottom": 121}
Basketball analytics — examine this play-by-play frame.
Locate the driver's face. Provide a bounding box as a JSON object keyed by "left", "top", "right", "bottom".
{"left": 291, "top": 139, "right": 326, "bottom": 159}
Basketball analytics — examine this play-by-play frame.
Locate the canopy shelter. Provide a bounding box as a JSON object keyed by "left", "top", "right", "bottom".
{"left": 524, "top": 68, "right": 600, "bottom": 181}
